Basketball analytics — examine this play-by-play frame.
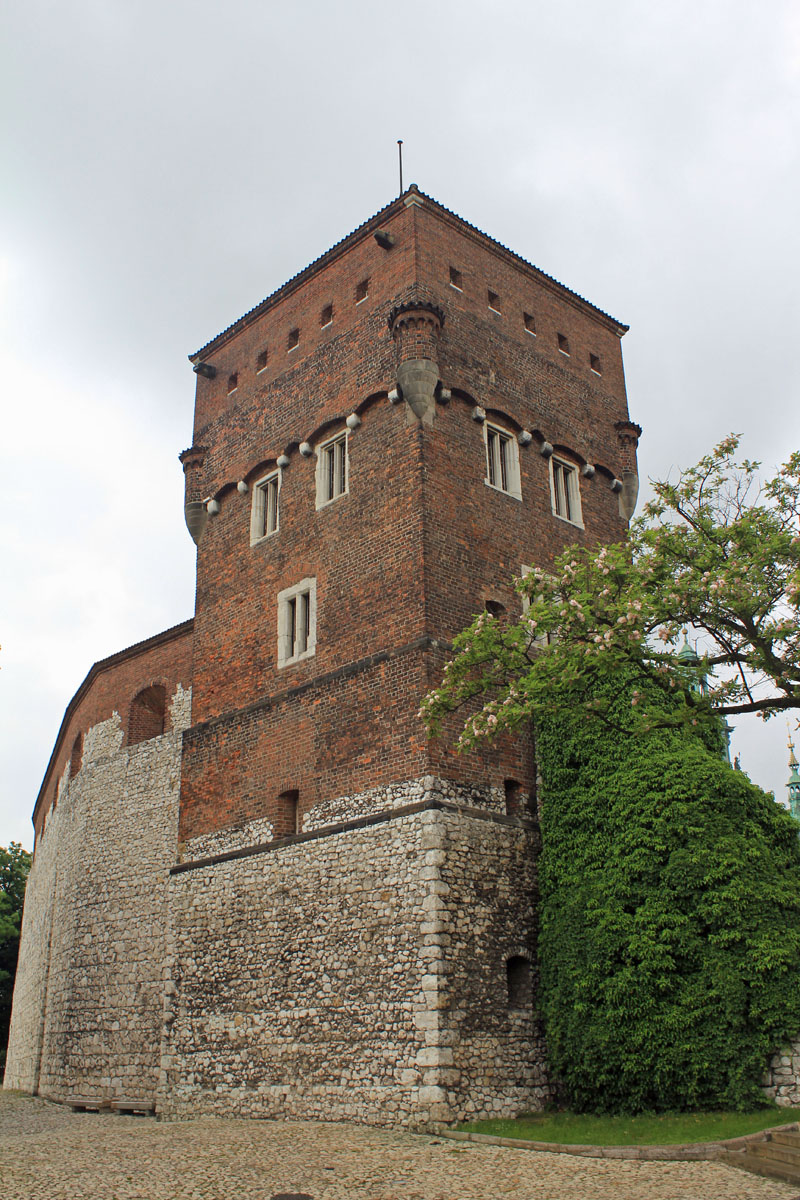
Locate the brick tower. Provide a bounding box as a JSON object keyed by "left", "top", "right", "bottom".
{"left": 6, "top": 186, "right": 641, "bottom": 1127}
{"left": 177, "top": 186, "right": 637, "bottom": 855}
{"left": 163, "top": 186, "right": 640, "bottom": 1124}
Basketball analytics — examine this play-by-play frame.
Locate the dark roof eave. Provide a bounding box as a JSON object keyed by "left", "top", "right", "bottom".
{"left": 189, "top": 187, "right": 628, "bottom": 363}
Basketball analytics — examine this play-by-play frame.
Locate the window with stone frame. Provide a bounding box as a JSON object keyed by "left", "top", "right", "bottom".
{"left": 520, "top": 565, "right": 557, "bottom": 648}
{"left": 550, "top": 456, "right": 583, "bottom": 527}
{"left": 250, "top": 470, "right": 280, "bottom": 544}
{"left": 315, "top": 431, "right": 348, "bottom": 508}
{"left": 484, "top": 422, "right": 521, "bottom": 500}
{"left": 277, "top": 578, "right": 317, "bottom": 667}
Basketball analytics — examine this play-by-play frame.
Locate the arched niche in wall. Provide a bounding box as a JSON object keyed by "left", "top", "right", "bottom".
{"left": 275, "top": 789, "right": 300, "bottom": 838}
{"left": 128, "top": 684, "right": 167, "bottom": 745}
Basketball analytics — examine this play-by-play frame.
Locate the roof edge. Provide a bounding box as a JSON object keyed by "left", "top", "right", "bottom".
{"left": 34, "top": 618, "right": 194, "bottom": 825}
{"left": 416, "top": 190, "right": 629, "bottom": 335}
{"left": 190, "top": 190, "right": 412, "bottom": 361}
{"left": 189, "top": 185, "right": 628, "bottom": 361}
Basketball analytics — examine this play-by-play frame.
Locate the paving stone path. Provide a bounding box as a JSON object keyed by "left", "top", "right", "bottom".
{"left": 1, "top": 1090, "right": 796, "bottom": 1200}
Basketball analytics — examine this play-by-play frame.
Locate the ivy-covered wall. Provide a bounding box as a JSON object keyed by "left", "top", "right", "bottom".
{"left": 536, "top": 677, "right": 800, "bottom": 1113}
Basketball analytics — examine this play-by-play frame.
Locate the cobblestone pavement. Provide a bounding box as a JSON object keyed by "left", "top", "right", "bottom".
{"left": 1, "top": 1091, "right": 797, "bottom": 1200}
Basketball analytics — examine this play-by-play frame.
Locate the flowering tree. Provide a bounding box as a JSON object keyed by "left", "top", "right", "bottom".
{"left": 421, "top": 436, "right": 800, "bottom": 747}
{"left": 421, "top": 437, "right": 800, "bottom": 1113}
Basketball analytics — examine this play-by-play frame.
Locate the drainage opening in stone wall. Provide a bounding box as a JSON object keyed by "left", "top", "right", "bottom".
{"left": 506, "top": 955, "right": 532, "bottom": 1009}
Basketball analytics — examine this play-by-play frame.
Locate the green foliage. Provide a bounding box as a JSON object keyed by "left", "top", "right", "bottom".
{"left": 419, "top": 438, "right": 800, "bottom": 1114}
{"left": 457, "top": 1106, "right": 786, "bottom": 1145}
{"left": 0, "top": 842, "right": 32, "bottom": 1070}
{"left": 420, "top": 437, "right": 800, "bottom": 744}
{"left": 0, "top": 843, "right": 32, "bottom": 913}
{"left": 536, "top": 676, "right": 800, "bottom": 1112}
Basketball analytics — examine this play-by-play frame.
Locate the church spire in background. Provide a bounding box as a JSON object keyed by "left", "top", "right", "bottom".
{"left": 788, "top": 727, "right": 800, "bottom": 822}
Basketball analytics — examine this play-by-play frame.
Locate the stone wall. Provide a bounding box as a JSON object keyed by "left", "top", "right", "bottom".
{"left": 160, "top": 799, "right": 550, "bottom": 1127}
{"left": 765, "top": 1039, "right": 800, "bottom": 1106}
{"left": 4, "top": 685, "right": 189, "bottom": 1103}
{"left": 180, "top": 774, "right": 520, "bottom": 865}
{"left": 436, "top": 808, "right": 550, "bottom": 1119}
{"left": 302, "top": 775, "right": 510, "bottom": 832}
{"left": 2, "top": 780, "right": 62, "bottom": 1093}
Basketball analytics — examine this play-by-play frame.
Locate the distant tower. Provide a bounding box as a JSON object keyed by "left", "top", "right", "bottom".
{"left": 676, "top": 631, "right": 703, "bottom": 687}
{"left": 787, "top": 732, "right": 800, "bottom": 821}
{"left": 677, "top": 632, "right": 732, "bottom": 761}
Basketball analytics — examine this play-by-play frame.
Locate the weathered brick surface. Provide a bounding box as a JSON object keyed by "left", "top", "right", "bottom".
{"left": 179, "top": 189, "right": 634, "bottom": 844}
{"left": 30, "top": 622, "right": 192, "bottom": 845}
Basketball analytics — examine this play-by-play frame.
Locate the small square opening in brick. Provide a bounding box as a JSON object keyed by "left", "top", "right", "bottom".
{"left": 557, "top": 333, "right": 570, "bottom": 355}
{"left": 320, "top": 304, "right": 333, "bottom": 327}
{"left": 355, "top": 278, "right": 369, "bottom": 303}
{"left": 227, "top": 371, "right": 238, "bottom": 393}
{"left": 449, "top": 266, "right": 463, "bottom": 290}
{"left": 590, "top": 352, "right": 602, "bottom": 374}
{"left": 523, "top": 312, "right": 536, "bottom": 334}
{"left": 287, "top": 328, "right": 299, "bottom": 351}
{"left": 488, "top": 289, "right": 501, "bottom": 313}
{"left": 256, "top": 349, "right": 268, "bottom": 372}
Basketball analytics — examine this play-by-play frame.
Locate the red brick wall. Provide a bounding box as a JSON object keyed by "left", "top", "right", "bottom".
{"left": 179, "top": 193, "right": 639, "bottom": 843}
{"left": 190, "top": 204, "right": 417, "bottom": 445}
{"left": 34, "top": 624, "right": 193, "bottom": 842}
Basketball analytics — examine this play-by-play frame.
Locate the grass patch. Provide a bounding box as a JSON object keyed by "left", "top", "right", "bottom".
{"left": 456, "top": 1108, "right": 792, "bottom": 1146}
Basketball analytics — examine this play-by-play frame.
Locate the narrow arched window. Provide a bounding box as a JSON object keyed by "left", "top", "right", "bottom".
{"left": 128, "top": 684, "right": 167, "bottom": 745}
{"left": 506, "top": 956, "right": 532, "bottom": 1009}
{"left": 276, "top": 789, "right": 300, "bottom": 838}
{"left": 70, "top": 733, "right": 83, "bottom": 778}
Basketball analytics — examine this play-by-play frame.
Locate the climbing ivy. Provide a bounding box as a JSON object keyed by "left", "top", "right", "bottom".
{"left": 536, "top": 675, "right": 800, "bottom": 1112}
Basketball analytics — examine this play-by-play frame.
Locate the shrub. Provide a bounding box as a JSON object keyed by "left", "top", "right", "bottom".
{"left": 537, "top": 678, "right": 800, "bottom": 1113}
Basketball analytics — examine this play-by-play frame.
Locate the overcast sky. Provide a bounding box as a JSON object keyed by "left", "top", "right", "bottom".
{"left": 2, "top": 1, "right": 799, "bottom": 848}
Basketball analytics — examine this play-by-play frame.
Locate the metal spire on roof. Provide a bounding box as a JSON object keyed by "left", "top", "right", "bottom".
{"left": 787, "top": 724, "right": 800, "bottom": 821}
